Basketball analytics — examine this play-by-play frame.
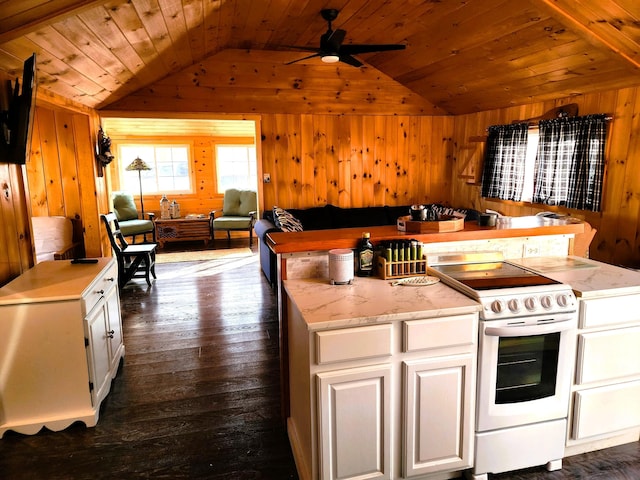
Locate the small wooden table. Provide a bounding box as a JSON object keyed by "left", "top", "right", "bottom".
{"left": 155, "top": 216, "right": 212, "bottom": 248}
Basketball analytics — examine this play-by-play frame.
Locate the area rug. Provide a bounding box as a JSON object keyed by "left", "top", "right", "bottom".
{"left": 155, "top": 247, "right": 253, "bottom": 264}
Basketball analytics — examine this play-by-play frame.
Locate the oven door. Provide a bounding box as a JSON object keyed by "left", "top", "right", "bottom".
{"left": 476, "top": 313, "right": 577, "bottom": 432}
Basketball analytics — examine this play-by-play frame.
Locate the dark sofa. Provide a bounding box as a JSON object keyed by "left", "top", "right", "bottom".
{"left": 255, "top": 203, "right": 479, "bottom": 286}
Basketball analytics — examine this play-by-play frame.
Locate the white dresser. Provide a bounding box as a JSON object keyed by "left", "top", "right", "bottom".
{"left": 0, "top": 258, "right": 123, "bottom": 438}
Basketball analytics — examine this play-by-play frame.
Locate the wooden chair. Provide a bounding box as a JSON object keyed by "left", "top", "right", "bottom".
{"left": 100, "top": 213, "right": 157, "bottom": 288}
{"left": 211, "top": 189, "right": 257, "bottom": 247}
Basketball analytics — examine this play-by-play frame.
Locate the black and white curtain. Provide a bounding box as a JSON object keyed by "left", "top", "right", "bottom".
{"left": 481, "top": 123, "right": 529, "bottom": 201}
{"left": 533, "top": 114, "right": 608, "bottom": 211}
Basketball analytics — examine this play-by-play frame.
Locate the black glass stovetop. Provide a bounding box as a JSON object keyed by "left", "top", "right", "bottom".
{"left": 429, "top": 261, "right": 561, "bottom": 291}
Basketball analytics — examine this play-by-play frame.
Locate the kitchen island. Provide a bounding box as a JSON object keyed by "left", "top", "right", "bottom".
{"left": 285, "top": 276, "right": 481, "bottom": 480}
{"left": 272, "top": 216, "right": 587, "bottom": 423}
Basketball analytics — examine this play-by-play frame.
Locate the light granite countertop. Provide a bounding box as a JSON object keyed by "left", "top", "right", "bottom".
{"left": 509, "top": 256, "right": 640, "bottom": 299}
{"left": 284, "top": 276, "right": 481, "bottom": 331}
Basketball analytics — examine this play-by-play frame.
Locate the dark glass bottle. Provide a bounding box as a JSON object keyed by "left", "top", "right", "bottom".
{"left": 357, "top": 232, "right": 374, "bottom": 277}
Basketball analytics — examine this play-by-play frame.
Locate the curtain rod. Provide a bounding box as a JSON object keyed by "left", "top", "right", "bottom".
{"left": 486, "top": 114, "right": 614, "bottom": 132}
{"left": 525, "top": 115, "right": 613, "bottom": 128}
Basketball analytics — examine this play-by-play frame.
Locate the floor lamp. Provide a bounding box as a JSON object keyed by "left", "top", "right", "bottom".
{"left": 126, "top": 157, "right": 152, "bottom": 216}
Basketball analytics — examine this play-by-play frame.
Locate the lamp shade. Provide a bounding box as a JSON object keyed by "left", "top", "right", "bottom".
{"left": 126, "top": 157, "right": 151, "bottom": 171}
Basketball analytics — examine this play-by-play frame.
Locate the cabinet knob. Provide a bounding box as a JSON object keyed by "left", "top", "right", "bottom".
{"left": 107, "top": 330, "right": 115, "bottom": 338}
{"left": 106, "top": 277, "right": 115, "bottom": 282}
{"left": 96, "top": 289, "right": 105, "bottom": 295}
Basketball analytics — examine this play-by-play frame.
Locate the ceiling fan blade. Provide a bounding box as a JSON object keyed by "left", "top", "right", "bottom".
{"left": 285, "top": 52, "right": 322, "bottom": 65}
{"left": 340, "top": 44, "right": 406, "bottom": 55}
{"left": 339, "top": 54, "right": 363, "bottom": 68}
{"left": 281, "top": 45, "right": 319, "bottom": 53}
{"left": 327, "top": 29, "right": 346, "bottom": 50}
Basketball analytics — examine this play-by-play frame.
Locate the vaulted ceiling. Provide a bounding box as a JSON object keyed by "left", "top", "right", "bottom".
{"left": 1, "top": 0, "right": 639, "bottom": 115}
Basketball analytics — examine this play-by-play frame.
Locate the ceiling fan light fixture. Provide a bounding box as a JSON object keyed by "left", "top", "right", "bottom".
{"left": 322, "top": 54, "right": 340, "bottom": 64}
{"left": 285, "top": 9, "right": 405, "bottom": 68}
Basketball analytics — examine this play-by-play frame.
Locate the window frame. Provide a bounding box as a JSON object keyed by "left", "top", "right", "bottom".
{"left": 113, "top": 140, "right": 196, "bottom": 196}
{"left": 212, "top": 140, "right": 258, "bottom": 195}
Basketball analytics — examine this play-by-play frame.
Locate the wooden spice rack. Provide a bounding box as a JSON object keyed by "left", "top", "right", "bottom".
{"left": 377, "top": 256, "right": 428, "bottom": 280}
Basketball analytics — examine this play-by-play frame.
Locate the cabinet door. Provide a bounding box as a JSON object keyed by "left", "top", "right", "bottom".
{"left": 85, "top": 299, "right": 112, "bottom": 406}
{"left": 317, "top": 365, "right": 392, "bottom": 480}
{"left": 403, "top": 354, "right": 474, "bottom": 477}
{"left": 104, "top": 285, "right": 124, "bottom": 371}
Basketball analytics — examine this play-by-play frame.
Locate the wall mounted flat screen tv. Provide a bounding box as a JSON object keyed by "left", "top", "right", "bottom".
{"left": 1, "top": 53, "right": 37, "bottom": 165}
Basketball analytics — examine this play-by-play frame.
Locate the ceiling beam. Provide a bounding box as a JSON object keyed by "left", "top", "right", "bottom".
{"left": 534, "top": 0, "right": 640, "bottom": 70}
{"left": 0, "top": 0, "right": 105, "bottom": 44}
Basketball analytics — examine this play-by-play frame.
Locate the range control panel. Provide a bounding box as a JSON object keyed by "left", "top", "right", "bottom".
{"left": 479, "top": 288, "right": 577, "bottom": 320}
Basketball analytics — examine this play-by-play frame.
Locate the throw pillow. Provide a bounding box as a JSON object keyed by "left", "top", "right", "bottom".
{"left": 273, "top": 206, "right": 304, "bottom": 232}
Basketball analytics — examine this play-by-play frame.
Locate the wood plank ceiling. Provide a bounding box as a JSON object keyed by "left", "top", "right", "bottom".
{"left": 0, "top": 0, "right": 639, "bottom": 115}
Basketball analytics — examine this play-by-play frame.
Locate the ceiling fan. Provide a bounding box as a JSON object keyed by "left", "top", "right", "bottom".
{"left": 285, "top": 9, "right": 406, "bottom": 67}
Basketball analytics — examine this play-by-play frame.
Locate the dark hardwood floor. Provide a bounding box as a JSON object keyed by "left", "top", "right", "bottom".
{"left": 1, "top": 239, "right": 639, "bottom": 479}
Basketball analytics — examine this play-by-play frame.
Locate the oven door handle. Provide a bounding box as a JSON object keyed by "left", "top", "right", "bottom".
{"left": 485, "top": 319, "right": 574, "bottom": 337}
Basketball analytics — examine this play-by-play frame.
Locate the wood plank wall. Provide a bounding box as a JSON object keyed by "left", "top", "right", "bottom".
{"left": 0, "top": 93, "right": 108, "bottom": 287}
{"left": 0, "top": 69, "right": 35, "bottom": 282}
{"left": 0, "top": 163, "right": 31, "bottom": 282}
{"left": 102, "top": 115, "right": 454, "bottom": 240}
{"left": 26, "top": 103, "right": 105, "bottom": 259}
{"left": 260, "top": 114, "right": 454, "bottom": 210}
{"left": 5, "top": 84, "right": 640, "bottom": 286}
{"left": 452, "top": 87, "right": 640, "bottom": 267}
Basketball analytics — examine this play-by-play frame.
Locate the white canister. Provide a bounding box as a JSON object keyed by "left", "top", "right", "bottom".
{"left": 329, "top": 249, "right": 354, "bottom": 285}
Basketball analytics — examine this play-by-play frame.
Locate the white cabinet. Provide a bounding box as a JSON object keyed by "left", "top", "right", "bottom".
{"left": 566, "top": 293, "right": 640, "bottom": 452}
{"left": 85, "top": 281, "right": 123, "bottom": 406}
{"left": 286, "top": 297, "right": 477, "bottom": 480}
{"left": 403, "top": 355, "right": 473, "bottom": 477}
{"left": 0, "top": 258, "right": 124, "bottom": 438}
{"left": 317, "top": 365, "right": 392, "bottom": 480}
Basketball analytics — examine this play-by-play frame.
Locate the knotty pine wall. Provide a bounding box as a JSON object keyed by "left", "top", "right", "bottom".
{"left": 0, "top": 92, "right": 109, "bottom": 287}
{"left": 26, "top": 102, "right": 106, "bottom": 259}
{"left": 452, "top": 87, "right": 640, "bottom": 268}
{"left": 5, "top": 83, "right": 640, "bottom": 286}
{"left": 0, "top": 158, "right": 31, "bottom": 282}
{"left": 0, "top": 69, "right": 33, "bottom": 282}
{"left": 260, "top": 114, "right": 454, "bottom": 210}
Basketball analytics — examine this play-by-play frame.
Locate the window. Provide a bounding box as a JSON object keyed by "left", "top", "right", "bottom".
{"left": 481, "top": 115, "right": 609, "bottom": 212}
{"left": 216, "top": 145, "right": 257, "bottom": 191}
{"left": 118, "top": 144, "right": 192, "bottom": 194}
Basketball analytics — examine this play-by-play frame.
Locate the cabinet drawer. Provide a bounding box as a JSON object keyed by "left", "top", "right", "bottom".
{"left": 403, "top": 314, "right": 477, "bottom": 353}
{"left": 576, "top": 326, "right": 640, "bottom": 385}
{"left": 82, "top": 262, "right": 118, "bottom": 314}
{"left": 315, "top": 324, "right": 392, "bottom": 365}
{"left": 572, "top": 380, "right": 640, "bottom": 440}
{"left": 580, "top": 295, "right": 640, "bottom": 329}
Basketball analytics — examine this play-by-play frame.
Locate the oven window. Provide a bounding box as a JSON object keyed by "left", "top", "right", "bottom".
{"left": 496, "top": 333, "right": 560, "bottom": 404}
